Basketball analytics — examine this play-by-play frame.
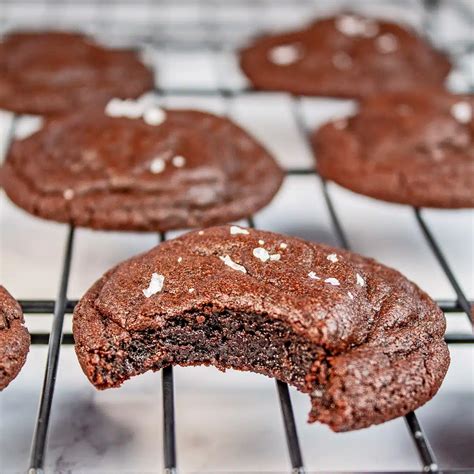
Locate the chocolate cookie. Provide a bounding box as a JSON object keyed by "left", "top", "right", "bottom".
{"left": 0, "top": 286, "right": 30, "bottom": 390}
{"left": 1, "top": 100, "right": 283, "bottom": 231}
{"left": 314, "top": 90, "right": 474, "bottom": 208}
{"left": 73, "top": 226, "right": 449, "bottom": 432}
{"left": 240, "top": 14, "right": 451, "bottom": 98}
{"left": 0, "top": 31, "right": 154, "bottom": 115}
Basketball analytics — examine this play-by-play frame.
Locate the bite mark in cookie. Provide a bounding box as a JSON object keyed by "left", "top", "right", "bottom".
{"left": 73, "top": 226, "right": 449, "bottom": 432}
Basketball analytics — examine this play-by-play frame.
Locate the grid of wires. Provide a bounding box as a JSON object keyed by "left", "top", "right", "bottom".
{"left": 0, "top": 0, "right": 473, "bottom": 473}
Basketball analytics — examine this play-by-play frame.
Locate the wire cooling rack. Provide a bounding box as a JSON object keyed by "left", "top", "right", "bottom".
{"left": 0, "top": 0, "right": 473, "bottom": 473}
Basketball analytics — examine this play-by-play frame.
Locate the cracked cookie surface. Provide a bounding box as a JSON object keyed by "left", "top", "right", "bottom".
{"left": 313, "top": 90, "right": 474, "bottom": 208}
{"left": 0, "top": 286, "right": 30, "bottom": 390}
{"left": 1, "top": 105, "right": 283, "bottom": 231}
{"left": 73, "top": 226, "right": 449, "bottom": 431}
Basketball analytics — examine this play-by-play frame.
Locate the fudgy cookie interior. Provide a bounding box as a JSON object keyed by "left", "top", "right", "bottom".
{"left": 74, "top": 226, "right": 449, "bottom": 431}
{"left": 89, "top": 308, "right": 324, "bottom": 393}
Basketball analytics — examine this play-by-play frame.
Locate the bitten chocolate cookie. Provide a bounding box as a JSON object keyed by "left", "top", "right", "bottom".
{"left": 0, "top": 31, "right": 154, "bottom": 115}
{"left": 73, "top": 226, "right": 449, "bottom": 432}
{"left": 0, "top": 286, "right": 30, "bottom": 390}
{"left": 1, "top": 99, "right": 283, "bottom": 231}
{"left": 314, "top": 90, "right": 474, "bottom": 208}
{"left": 240, "top": 14, "right": 451, "bottom": 98}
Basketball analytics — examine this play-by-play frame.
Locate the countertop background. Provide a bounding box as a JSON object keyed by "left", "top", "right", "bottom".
{"left": 0, "top": 0, "right": 473, "bottom": 472}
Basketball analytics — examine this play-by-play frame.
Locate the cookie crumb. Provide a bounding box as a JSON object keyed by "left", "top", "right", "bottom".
{"left": 348, "top": 291, "right": 354, "bottom": 300}
{"left": 177, "top": 257, "right": 183, "bottom": 263}
{"left": 143, "top": 273, "right": 165, "bottom": 298}
{"left": 230, "top": 225, "right": 250, "bottom": 235}
{"left": 196, "top": 315, "right": 205, "bottom": 324}
{"left": 258, "top": 239, "right": 265, "bottom": 245}
{"left": 220, "top": 255, "right": 247, "bottom": 273}
{"left": 198, "top": 230, "right": 204, "bottom": 235}
{"left": 253, "top": 247, "right": 270, "bottom": 262}
{"left": 270, "top": 253, "right": 281, "bottom": 261}
{"left": 188, "top": 288, "right": 195, "bottom": 293}
{"left": 325, "top": 277, "right": 340, "bottom": 286}
{"left": 268, "top": 44, "right": 302, "bottom": 65}
{"left": 280, "top": 242, "right": 288, "bottom": 249}
{"left": 450, "top": 101, "right": 472, "bottom": 124}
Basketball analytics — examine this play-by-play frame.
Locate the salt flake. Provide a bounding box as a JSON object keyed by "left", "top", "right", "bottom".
{"left": 143, "top": 106, "right": 166, "bottom": 126}
{"left": 335, "top": 15, "right": 379, "bottom": 38}
{"left": 143, "top": 273, "right": 165, "bottom": 298}
{"left": 150, "top": 158, "right": 166, "bottom": 174}
{"left": 327, "top": 253, "right": 339, "bottom": 263}
{"left": 451, "top": 101, "right": 472, "bottom": 124}
{"left": 230, "top": 226, "right": 250, "bottom": 235}
{"left": 220, "top": 255, "right": 247, "bottom": 273}
{"left": 348, "top": 291, "right": 354, "bottom": 300}
{"left": 312, "top": 389, "right": 323, "bottom": 398}
{"left": 356, "top": 273, "right": 365, "bottom": 286}
{"left": 308, "top": 271, "right": 320, "bottom": 280}
{"left": 270, "top": 253, "right": 281, "bottom": 261}
{"left": 375, "top": 33, "right": 398, "bottom": 53}
{"left": 63, "top": 189, "right": 74, "bottom": 200}
{"left": 268, "top": 44, "right": 302, "bottom": 65}
{"left": 253, "top": 247, "right": 270, "bottom": 262}
{"left": 325, "top": 277, "right": 340, "bottom": 286}
{"left": 280, "top": 242, "right": 288, "bottom": 250}
{"left": 172, "top": 155, "right": 186, "bottom": 168}
{"left": 105, "top": 98, "right": 142, "bottom": 119}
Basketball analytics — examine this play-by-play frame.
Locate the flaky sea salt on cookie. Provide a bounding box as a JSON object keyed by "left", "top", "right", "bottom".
{"left": 240, "top": 14, "right": 451, "bottom": 98}
{"left": 73, "top": 226, "right": 449, "bottom": 432}
{"left": 1, "top": 104, "right": 283, "bottom": 231}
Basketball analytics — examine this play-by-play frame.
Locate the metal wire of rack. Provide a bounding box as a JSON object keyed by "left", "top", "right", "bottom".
{"left": 0, "top": 0, "right": 473, "bottom": 472}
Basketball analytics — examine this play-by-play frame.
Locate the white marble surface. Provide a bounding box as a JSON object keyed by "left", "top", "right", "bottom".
{"left": 0, "top": 1, "right": 473, "bottom": 472}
